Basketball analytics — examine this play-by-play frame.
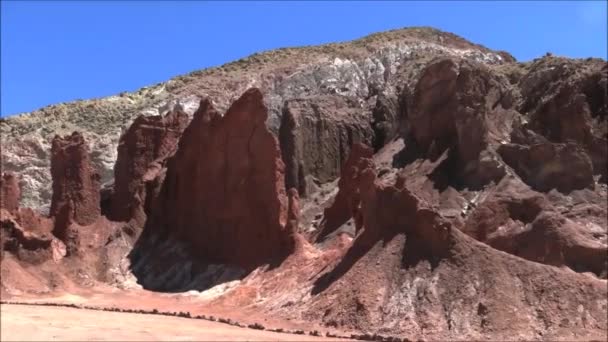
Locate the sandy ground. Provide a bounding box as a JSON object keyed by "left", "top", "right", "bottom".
{"left": 1, "top": 287, "right": 352, "bottom": 336}
{"left": 1, "top": 304, "right": 345, "bottom": 341}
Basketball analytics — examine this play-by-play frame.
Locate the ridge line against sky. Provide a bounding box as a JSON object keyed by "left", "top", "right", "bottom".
{"left": 1, "top": 0, "right": 607, "bottom": 117}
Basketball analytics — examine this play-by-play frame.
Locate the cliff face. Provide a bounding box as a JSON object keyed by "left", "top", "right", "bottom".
{"left": 279, "top": 95, "right": 374, "bottom": 197}
{"left": 146, "top": 88, "right": 297, "bottom": 269}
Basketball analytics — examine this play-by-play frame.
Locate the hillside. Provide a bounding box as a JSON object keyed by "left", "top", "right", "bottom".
{"left": 1, "top": 27, "right": 511, "bottom": 211}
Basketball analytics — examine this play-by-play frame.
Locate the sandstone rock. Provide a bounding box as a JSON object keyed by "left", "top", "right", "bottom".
{"left": 111, "top": 106, "right": 188, "bottom": 227}
{"left": 402, "top": 57, "right": 517, "bottom": 188}
{"left": 279, "top": 95, "right": 374, "bottom": 197}
{"left": 151, "top": 88, "right": 296, "bottom": 269}
{"left": 316, "top": 143, "right": 373, "bottom": 242}
{"left": 0, "top": 173, "right": 20, "bottom": 213}
{"left": 546, "top": 187, "right": 608, "bottom": 233}
{"left": 498, "top": 142, "right": 594, "bottom": 193}
{"left": 50, "top": 132, "right": 101, "bottom": 248}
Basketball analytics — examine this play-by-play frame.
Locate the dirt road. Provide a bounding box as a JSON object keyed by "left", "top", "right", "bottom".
{"left": 0, "top": 304, "right": 342, "bottom": 341}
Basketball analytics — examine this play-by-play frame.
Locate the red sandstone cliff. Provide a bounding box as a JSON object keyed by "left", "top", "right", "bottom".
{"left": 149, "top": 88, "right": 297, "bottom": 269}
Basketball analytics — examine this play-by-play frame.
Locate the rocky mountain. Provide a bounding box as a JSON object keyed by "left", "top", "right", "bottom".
{"left": 1, "top": 27, "right": 606, "bottom": 341}
{"left": 1, "top": 27, "right": 510, "bottom": 212}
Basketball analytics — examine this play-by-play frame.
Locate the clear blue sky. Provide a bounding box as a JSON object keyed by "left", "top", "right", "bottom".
{"left": 1, "top": 1, "right": 606, "bottom": 117}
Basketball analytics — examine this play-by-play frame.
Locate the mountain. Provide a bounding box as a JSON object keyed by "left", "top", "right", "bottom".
{"left": 1, "top": 27, "right": 511, "bottom": 212}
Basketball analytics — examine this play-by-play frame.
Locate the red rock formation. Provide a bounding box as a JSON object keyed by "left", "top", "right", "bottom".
{"left": 111, "top": 107, "right": 188, "bottom": 226}
{"left": 50, "top": 132, "right": 101, "bottom": 246}
{"left": 462, "top": 177, "right": 548, "bottom": 241}
{"left": 520, "top": 57, "right": 607, "bottom": 183}
{"left": 403, "top": 57, "right": 515, "bottom": 188}
{"left": 0, "top": 173, "right": 20, "bottom": 214}
{"left": 529, "top": 82, "right": 607, "bottom": 183}
{"left": 155, "top": 88, "right": 296, "bottom": 269}
{"left": 306, "top": 156, "right": 606, "bottom": 340}
{"left": 316, "top": 143, "right": 373, "bottom": 242}
{"left": 463, "top": 177, "right": 607, "bottom": 277}
{"left": 356, "top": 161, "right": 451, "bottom": 255}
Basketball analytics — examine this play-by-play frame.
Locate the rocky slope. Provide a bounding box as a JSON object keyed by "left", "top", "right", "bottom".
{"left": 1, "top": 27, "right": 607, "bottom": 341}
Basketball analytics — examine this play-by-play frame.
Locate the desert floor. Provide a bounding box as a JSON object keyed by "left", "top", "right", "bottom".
{"left": 1, "top": 303, "right": 346, "bottom": 341}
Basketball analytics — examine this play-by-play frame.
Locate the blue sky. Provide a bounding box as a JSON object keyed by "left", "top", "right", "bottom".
{"left": 1, "top": 1, "right": 606, "bottom": 117}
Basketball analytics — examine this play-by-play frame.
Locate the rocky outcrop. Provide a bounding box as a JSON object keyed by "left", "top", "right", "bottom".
{"left": 149, "top": 88, "right": 296, "bottom": 269}
{"left": 304, "top": 158, "right": 607, "bottom": 340}
{"left": 345, "top": 158, "right": 451, "bottom": 256}
{"left": 498, "top": 142, "right": 594, "bottom": 192}
{"left": 111, "top": 107, "right": 188, "bottom": 227}
{"left": 316, "top": 143, "right": 373, "bottom": 241}
{"left": 401, "top": 57, "right": 517, "bottom": 188}
{"left": 520, "top": 57, "right": 607, "bottom": 182}
{"left": 0, "top": 173, "right": 20, "bottom": 213}
{"left": 279, "top": 95, "right": 373, "bottom": 197}
{"left": 462, "top": 177, "right": 548, "bottom": 241}
{"left": 463, "top": 177, "right": 607, "bottom": 277}
{"left": 50, "top": 132, "right": 101, "bottom": 251}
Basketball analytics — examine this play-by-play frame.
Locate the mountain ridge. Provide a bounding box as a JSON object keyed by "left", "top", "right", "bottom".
{"left": 1, "top": 26, "right": 517, "bottom": 211}
{"left": 2, "top": 26, "right": 511, "bottom": 118}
